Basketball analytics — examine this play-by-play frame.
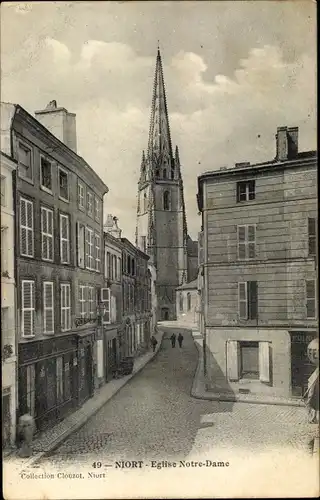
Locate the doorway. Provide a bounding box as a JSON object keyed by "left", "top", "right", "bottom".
{"left": 291, "top": 331, "right": 317, "bottom": 397}
{"left": 161, "top": 308, "right": 169, "bottom": 321}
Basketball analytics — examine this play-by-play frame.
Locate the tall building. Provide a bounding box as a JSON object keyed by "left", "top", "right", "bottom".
{"left": 135, "top": 49, "right": 197, "bottom": 321}
{"left": 197, "top": 125, "right": 317, "bottom": 402}
{"left": 1, "top": 151, "right": 17, "bottom": 449}
{"left": 1, "top": 101, "right": 108, "bottom": 432}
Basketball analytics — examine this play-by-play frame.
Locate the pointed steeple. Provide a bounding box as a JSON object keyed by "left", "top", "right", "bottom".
{"left": 147, "top": 48, "right": 174, "bottom": 169}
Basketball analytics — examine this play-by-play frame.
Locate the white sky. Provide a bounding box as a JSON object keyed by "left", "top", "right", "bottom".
{"left": 1, "top": 1, "right": 316, "bottom": 241}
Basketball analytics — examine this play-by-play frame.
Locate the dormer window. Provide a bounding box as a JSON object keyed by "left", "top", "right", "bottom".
{"left": 163, "top": 190, "right": 170, "bottom": 211}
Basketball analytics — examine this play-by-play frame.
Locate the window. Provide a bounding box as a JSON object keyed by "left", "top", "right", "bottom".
{"left": 308, "top": 218, "right": 316, "bottom": 256}
{"left": 117, "top": 257, "right": 121, "bottom": 281}
{"left": 141, "top": 236, "right": 147, "bottom": 253}
{"left": 60, "top": 214, "right": 70, "bottom": 264}
{"left": 132, "top": 258, "right": 135, "bottom": 276}
{"left": 238, "top": 281, "right": 258, "bottom": 320}
{"left": 26, "top": 365, "right": 36, "bottom": 416}
{"left": 41, "top": 207, "right": 54, "bottom": 261}
{"left": 78, "top": 182, "right": 85, "bottom": 210}
{"left": 79, "top": 285, "right": 87, "bottom": 318}
{"left": 187, "top": 292, "right": 191, "bottom": 311}
{"left": 306, "top": 280, "right": 316, "bottom": 319}
{"left": 18, "top": 142, "right": 32, "bottom": 180}
{"left": 77, "top": 223, "right": 85, "bottom": 268}
{"left": 85, "top": 228, "right": 94, "bottom": 269}
{"left": 88, "top": 286, "right": 95, "bottom": 318}
{"left": 237, "top": 225, "right": 256, "bottom": 259}
{"left": 101, "top": 288, "right": 110, "bottom": 324}
{"left": 171, "top": 169, "right": 175, "bottom": 180}
{"left": 240, "top": 341, "right": 259, "bottom": 379}
{"left": 60, "top": 283, "right": 71, "bottom": 331}
{"left": 237, "top": 180, "right": 255, "bottom": 202}
{"left": 21, "top": 280, "right": 35, "bottom": 337}
{"left": 43, "top": 281, "right": 54, "bottom": 334}
{"left": 1, "top": 176, "right": 6, "bottom": 206}
{"left": 163, "top": 190, "right": 170, "bottom": 210}
{"left": 179, "top": 292, "right": 184, "bottom": 312}
{"left": 40, "top": 156, "right": 52, "bottom": 192}
{"left": 59, "top": 167, "right": 69, "bottom": 201}
{"left": 87, "top": 192, "right": 93, "bottom": 217}
{"left": 95, "top": 234, "right": 101, "bottom": 272}
{"left": 20, "top": 197, "right": 34, "bottom": 257}
{"left": 127, "top": 255, "right": 131, "bottom": 275}
{"left": 56, "top": 356, "right": 64, "bottom": 405}
{"left": 143, "top": 193, "right": 147, "bottom": 212}
{"left": 163, "top": 168, "right": 167, "bottom": 179}
{"left": 94, "top": 197, "right": 100, "bottom": 221}
{"left": 155, "top": 169, "right": 160, "bottom": 177}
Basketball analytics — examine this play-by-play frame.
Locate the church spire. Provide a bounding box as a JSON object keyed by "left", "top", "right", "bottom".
{"left": 147, "top": 48, "right": 173, "bottom": 168}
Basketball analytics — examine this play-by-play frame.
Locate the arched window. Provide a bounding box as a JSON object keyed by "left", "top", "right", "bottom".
{"left": 143, "top": 192, "right": 147, "bottom": 212}
{"left": 163, "top": 190, "right": 170, "bottom": 211}
{"left": 155, "top": 169, "right": 160, "bottom": 177}
{"left": 179, "top": 293, "right": 184, "bottom": 312}
{"left": 171, "top": 170, "right": 175, "bottom": 180}
{"left": 163, "top": 168, "right": 167, "bottom": 179}
{"left": 187, "top": 292, "right": 191, "bottom": 311}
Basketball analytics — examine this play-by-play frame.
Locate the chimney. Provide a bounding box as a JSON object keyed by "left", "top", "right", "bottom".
{"left": 35, "top": 100, "right": 77, "bottom": 153}
{"left": 104, "top": 215, "right": 122, "bottom": 239}
{"left": 287, "top": 126, "right": 299, "bottom": 159}
{"left": 275, "top": 126, "right": 288, "bottom": 161}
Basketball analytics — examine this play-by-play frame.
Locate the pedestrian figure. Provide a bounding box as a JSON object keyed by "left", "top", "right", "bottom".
{"left": 150, "top": 335, "right": 158, "bottom": 352}
{"left": 178, "top": 333, "right": 184, "bottom": 348}
{"left": 170, "top": 333, "right": 176, "bottom": 348}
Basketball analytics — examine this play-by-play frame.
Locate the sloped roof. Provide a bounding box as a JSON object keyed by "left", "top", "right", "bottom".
{"left": 176, "top": 278, "right": 198, "bottom": 291}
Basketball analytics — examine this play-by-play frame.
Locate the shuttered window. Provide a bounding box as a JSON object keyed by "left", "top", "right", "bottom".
{"left": 237, "top": 225, "right": 256, "bottom": 259}
{"left": 101, "top": 288, "right": 110, "bottom": 324}
{"left": 20, "top": 198, "right": 34, "bottom": 257}
{"left": 43, "top": 281, "right": 54, "bottom": 333}
{"left": 95, "top": 234, "right": 101, "bottom": 272}
{"left": 60, "top": 283, "right": 71, "bottom": 331}
{"left": 259, "top": 341, "right": 270, "bottom": 383}
{"left": 87, "top": 192, "right": 93, "bottom": 216}
{"left": 227, "top": 340, "right": 239, "bottom": 381}
{"left": 79, "top": 285, "right": 87, "bottom": 318}
{"left": 41, "top": 207, "right": 54, "bottom": 261}
{"left": 306, "top": 280, "right": 316, "bottom": 319}
{"left": 94, "top": 197, "right": 100, "bottom": 221}
{"left": 21, "top": 280, "right": 35, "bottom": 337}
{"left": 60, "top": 214, "right": 70, "bottom": 264}
{"left": 77, "top": 223, "right": 85, "bottom": 268}
{"left": 88, "top": 286, "right": 95, "bottom": 318}
{"left": 85, "top": 228, "right": 94, "bottom": 269}
{"left": 240, "top": 341, "right": 259, "bottom": 379}
{"left": 78, "top": 182, "right": 85, "bottom": 210}
{"left": 238, "top": 281, "right": 258, "bottom": 320}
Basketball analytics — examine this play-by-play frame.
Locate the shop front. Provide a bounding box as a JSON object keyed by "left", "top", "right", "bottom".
{"left": 77, "top": 331, "right": 95, "bottom": 406}
{"left": 103, "top": 326, "right": 118, "bottom": 382}
{"left": 18, "top": 334, "right": 78, "bottom": 432}
{"left": 290, "top": 330, "right": 318, "bottom": 397}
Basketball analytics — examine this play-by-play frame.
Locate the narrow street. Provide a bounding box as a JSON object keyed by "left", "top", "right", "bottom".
{"left": 38, "top": 327, "right": 311, "bottom": 469}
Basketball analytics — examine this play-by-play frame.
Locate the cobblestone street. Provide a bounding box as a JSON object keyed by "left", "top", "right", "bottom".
{"left": 38, "top": 328, "right": 313, "bottom": 469}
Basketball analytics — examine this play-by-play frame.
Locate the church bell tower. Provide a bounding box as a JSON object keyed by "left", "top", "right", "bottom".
{"left": 135, "top": 49, "right": 188, "bottom": 321}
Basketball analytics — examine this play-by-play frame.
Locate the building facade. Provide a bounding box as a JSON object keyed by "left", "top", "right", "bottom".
{"left": 135, "top": 49, "right": 197, "bottom": 321}
{"left": 1, "top": 101, "right": 108, "bottom": 432}
{"left": 103, "top": 222, "right": 123, "bottom": 381}
{"left": 121, "top": 238, "right": 151, "bottom": 357}
{"left": 197, "top": 126, "right": 317, "bottom": 401}
{"left": 1, "top": 151, "right": 17, "bottom": 448}
{"left": 175, "top": 279, "right": 198, "bottom": 326}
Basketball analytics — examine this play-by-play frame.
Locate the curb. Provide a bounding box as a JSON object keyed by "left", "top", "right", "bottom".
{"left": 16, "top": 331, "right": 165, "bottom": 470}
{"left": 190, "top": 336, "right": 305, "bottom": 408}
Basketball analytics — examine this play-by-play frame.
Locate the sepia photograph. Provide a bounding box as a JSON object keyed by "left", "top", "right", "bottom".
{"left": 1, "top": 1, "right": 318, "bottom": 498}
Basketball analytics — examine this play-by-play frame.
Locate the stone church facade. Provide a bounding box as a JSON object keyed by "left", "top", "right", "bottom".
{"left": 135, "top": 49, "right": 197, "bottom": 321}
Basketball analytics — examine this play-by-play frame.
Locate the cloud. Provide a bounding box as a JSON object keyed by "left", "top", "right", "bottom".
{"left": 1, "top": 32, "right": 316, "bottom": 242}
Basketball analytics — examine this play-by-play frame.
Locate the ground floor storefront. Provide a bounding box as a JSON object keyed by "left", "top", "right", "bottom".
{"left": 204, "top": 327, "right": 318, "bottom": 401}
{"left": 2, "top": 358, "right": 16, "bottom": 448}
{"left": 18, "top": 330, "right": 96, "bottom": 432}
